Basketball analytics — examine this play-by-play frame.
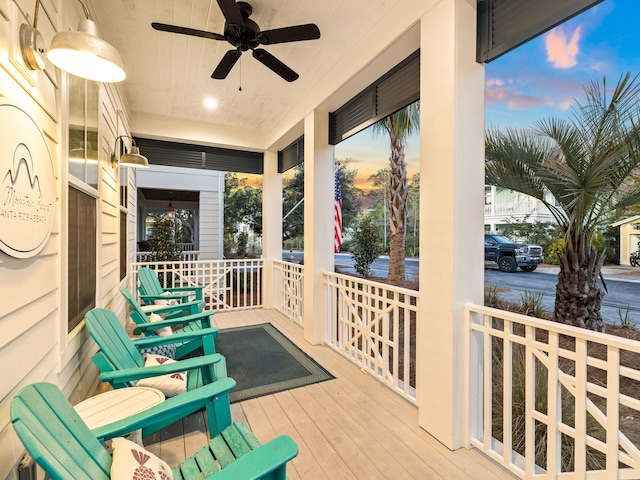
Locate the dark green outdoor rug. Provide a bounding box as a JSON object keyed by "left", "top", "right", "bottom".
{"left": 216, "top": 323, "right": 334, "bottom": 403}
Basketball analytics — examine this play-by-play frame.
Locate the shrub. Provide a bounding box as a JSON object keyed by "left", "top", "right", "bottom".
{"left": 544, "top": 238, "right": 564, "bottom": 265}
{"left": 484, "top": 285, "right": 502, "bottom": 308}
{"left": 351, "top": 215, "right": 384, "bottom": 278}
{"left": 616, "top": 306, "right": 636, "bottom": 330}
{"left": 519, "top": 290, "right": 545, "bottom": 317}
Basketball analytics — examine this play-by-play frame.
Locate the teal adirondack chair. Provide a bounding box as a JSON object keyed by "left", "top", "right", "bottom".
{"left": 11, "top": 382, "right": 299, "bottom": 480}
{"left": 85, "top": 308, "right": 226, "bottom": 434}
{"left": 120, "top": 286, "right": 216, "bottom": 358}
{"left": 137, "top": 266, "right": 205, "bottom": 304}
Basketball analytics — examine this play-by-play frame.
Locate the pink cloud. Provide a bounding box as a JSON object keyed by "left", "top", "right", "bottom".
{"left": 507, "top": 94, "right": 552, "bottom": 110}
{"left": 545, "top": 26, "right": 582, "bottom": 69}
{"left": 486, "top": 78, "right": 505, "bottom": 87}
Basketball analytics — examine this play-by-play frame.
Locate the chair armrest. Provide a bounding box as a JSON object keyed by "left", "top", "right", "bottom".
{"left": 98, "top": 353, "right": 224, "bottom": 384}
{"left": 165, "top": 286, "right": 204, "bottom": 301}
{"left": 140, "top": 293, "right": 191, "bottom": 302}
{"left": 165, "top": 286, "right": 204, "bottom": 293}
{"left": 92, "top": 378, "right": 236, "bottom": 442}
{"left": 131, "top": 327, "right": 218, "bottom": 348}
{"left": 133, "top": 310, "right": 215, "bottom": 335}
{"left": 206, "top": 435, "right": 298, "bottom": 480}
{"left": 140, "top": 300, "right": 203, "bottom": 313}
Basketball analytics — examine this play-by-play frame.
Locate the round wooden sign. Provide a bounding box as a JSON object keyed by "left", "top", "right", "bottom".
{"left": 0, "top": 103, "right": 55, "bottom": 258}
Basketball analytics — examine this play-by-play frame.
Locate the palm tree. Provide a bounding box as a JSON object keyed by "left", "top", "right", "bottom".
{"left": 373, "top": 102, "right": 420, "bottom": 285}
{"left": 485, "top": 73, "right": 640, "bottom": 331}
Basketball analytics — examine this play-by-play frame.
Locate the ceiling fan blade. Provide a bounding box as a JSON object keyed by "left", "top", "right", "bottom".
{"left": 252, "top": 48, "right": 299, "bottom": 82}
{"left": 212, "top": 49, "right": 242, "bottom": 79}
{"left": 216, "top": 0, "right": 245, "bottom": 27}
{"left": 260, "top": 24, "right": 321, "bottom": 45}
{"left": 152, "top": 22, "right": 225, "bottom": 41}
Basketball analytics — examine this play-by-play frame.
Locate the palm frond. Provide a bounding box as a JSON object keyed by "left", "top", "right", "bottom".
{"left": 488, "top": 73, "right": 640, "bottom": 244}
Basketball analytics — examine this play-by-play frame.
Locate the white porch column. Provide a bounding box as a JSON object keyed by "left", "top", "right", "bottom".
{"left": 262, "top": 150, "right": 282, "bottom": 309}
{"left": 303, "top": 110, "right": 334, "bottom": 344}
{"left": 417, "top": 0, "right": 485, "bottom": 449}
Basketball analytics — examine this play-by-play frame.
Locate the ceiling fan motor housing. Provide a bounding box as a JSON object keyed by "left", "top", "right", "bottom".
{"left": 224, "top": 12, "right": 261, "bottom": 51}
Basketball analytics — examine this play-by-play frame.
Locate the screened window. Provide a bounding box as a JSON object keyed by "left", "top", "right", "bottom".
{"left": 120, "top": 210, "right": 127, "bottom": 281}
{"left": 68, "top": 185, "right": 97, "bottom": 332}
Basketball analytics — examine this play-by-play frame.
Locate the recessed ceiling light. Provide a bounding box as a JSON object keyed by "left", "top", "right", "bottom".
{"left": 204, "top": 97, "right": 218, "bottom": 109}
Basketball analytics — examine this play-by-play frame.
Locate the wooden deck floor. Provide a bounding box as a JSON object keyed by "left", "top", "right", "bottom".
{"left": 144, "top": 309, "right": 516, "bottom": 479}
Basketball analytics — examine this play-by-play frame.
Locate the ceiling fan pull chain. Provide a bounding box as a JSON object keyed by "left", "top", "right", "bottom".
{"left": 239, "top": 53, "right": 242, "bottom": 91}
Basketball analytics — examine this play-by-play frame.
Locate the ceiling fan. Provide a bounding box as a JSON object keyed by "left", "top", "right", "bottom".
{"left": 152, "top": 0, "right": 321, "bottom": 82}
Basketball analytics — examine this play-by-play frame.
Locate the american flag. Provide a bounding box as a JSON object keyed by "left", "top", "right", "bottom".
{"left": 334, "top": 170, "right": 343, "bottom": 253}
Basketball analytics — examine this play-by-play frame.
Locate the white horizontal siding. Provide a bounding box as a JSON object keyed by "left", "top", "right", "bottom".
{"left": 0, "top": 1, "right": 134, "bottom": 478}
{"left": 199, "top": 188, "right": 223, "bottom": 259}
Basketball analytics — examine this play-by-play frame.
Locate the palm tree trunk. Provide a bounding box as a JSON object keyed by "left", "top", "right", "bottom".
{"left": 388, "top": 137, "right": 407, "bottom": 285}
{"left": 553, "top": 234, "right": 605, "bottom": 332}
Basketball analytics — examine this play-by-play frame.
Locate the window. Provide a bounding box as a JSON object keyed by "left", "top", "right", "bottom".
{"left": 67, "top": 74, "right": 99, "bottom": 331}
{"left": 120, "top": 210, "right": 127, "bottom": 280}
{"left": 485, "top": 186, "right": 494, "bottom": 205}
{"left": 68, "top": 75, "right": 99, "bottom": 188}
{"left": 68, "top": 185, "right": 96, "bottom": 332}
{"left": 119, "top": 166, "right": 128, "bottom": 280}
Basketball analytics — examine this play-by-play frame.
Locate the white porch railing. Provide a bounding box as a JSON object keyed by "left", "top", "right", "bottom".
{"left": 131, "top": 259, "right": 262, "bottom": 310}
{"left": 136, "top": 250, "right": 200, "bottom": 262}
{"left": 466, "top": 304, "right": 640, "bottom": 479}
{"left": 273, "top": 260, "right": 304, "bottom": 326}
{"left": 484, "top": 202, "right": 538, "bottom": 217}
{"left": 322, "top": 272, "right": 418, "bottom": 404}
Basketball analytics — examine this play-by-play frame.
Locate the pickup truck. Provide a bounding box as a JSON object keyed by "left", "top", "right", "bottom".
{"left": 484, "top": 234, "right": 544, "bottom": 273}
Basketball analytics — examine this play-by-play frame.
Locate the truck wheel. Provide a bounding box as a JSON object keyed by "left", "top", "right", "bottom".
{"left": 498, "top": 256, "right": 517, "bottom": 273}
{"left": 520, "top": 265, "right": 537, "bottom": 272}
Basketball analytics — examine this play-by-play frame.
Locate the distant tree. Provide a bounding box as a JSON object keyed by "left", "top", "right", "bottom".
{"left": 486, "top": 73, "right": 640, "bottom": 331}
{"left": 224, "top": 172, "right": 262, "bottom": 256}
{"left": 407, "top": 173, "right": 420, "bottom": 256}
{"left": 282, "top": 161, "right": 362, "bottom": 241}
{"left": 500, "top": 220, "right": 561, "bottom": 250}
{"left": 373, "top": 101, "right": 420, "bottom": 285}
{"left": 283, "top": 165, "right": 305, "bottom": 241}
{"left": 367, "top": 168, "right": 391, "bottom": 251}
{"left": 336, "top": 160, "right": 363, "bottom": 232}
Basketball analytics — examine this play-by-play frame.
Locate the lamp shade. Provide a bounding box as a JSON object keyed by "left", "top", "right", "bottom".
{"left": 119, "top": 146, "right": 149, "bottom": 168}
{"left": 47, "top": 19, "right": 126, "bottom": 82}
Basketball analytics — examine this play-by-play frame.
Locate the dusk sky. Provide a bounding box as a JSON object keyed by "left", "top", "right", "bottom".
{"left": 244, "top": 1, "right": 637, "bottom": 192}
{"left": 336, "top": 0, "right": 638, "bottom": 192}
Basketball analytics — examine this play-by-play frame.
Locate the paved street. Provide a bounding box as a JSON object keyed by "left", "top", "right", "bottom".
{"left": 485, "top": 263, "right": 640, "bottom": 327}
{"left": 283, "top": 251, "right": 640, "bottom": 326}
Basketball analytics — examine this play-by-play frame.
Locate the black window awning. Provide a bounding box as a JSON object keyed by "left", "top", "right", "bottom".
{"left": 329, "top": 50, "right": 420, "bottom": 145}
{"left": 278, "top": 136, "right": 304, "bottom": 173}
{"left": 477, "top": 0, "right": 604, "bottom": 63}
{"left": 133, "top": 137, "right": 264, "bottom": 174}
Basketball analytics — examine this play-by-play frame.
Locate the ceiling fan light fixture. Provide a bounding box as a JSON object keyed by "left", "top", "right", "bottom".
{"left": 47, "top": 18, "right": 126, "bottom": 82}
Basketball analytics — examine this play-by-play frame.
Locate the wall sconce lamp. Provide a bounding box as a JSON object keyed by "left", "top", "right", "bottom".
{"left": 20, "top": 0, "right": 126, "bottom": 82}
{"left": 110, "top": 136, "right": 149, "bottom": 168}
